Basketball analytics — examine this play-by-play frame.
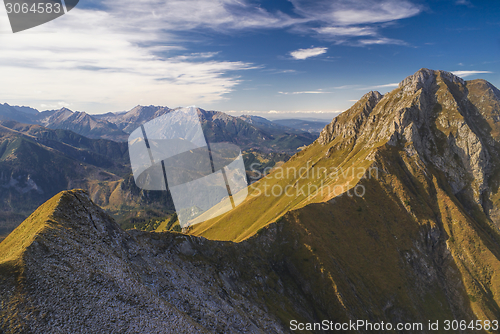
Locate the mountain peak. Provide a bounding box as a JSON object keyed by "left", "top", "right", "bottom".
{"left": 399, "top": 68, "right": 465, "bottom": 93}
{"left": 0, "top": 189, "right": 116, "bottom": 265}
{"left": 318, "top": 89, "right": 383, "bottom": 145}
{"left": 58, "top": 107, "right": 73, "bottom": 112}
{"left": 363, "top": 90, "right": 383, "bottom": 100}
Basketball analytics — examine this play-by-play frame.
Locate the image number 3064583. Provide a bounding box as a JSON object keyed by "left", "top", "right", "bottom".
{"left": 3, "top": 0, "right": 79, "bottom": 33}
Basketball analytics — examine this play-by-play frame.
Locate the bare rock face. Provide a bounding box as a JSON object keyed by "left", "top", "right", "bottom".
{"left": 319, "top": 68, "right": 500, "bottom": 223}
{"left": 0, "top": 190, "right": 320, "bottom": 333}
{"left": 318, "top": 90, "right": 383, "bottom": 146}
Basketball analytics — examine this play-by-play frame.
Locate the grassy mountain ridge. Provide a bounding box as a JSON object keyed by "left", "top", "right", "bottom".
{"left": 188, "top": 91, "right": 383, "bottom": 241}
{"left": 2, "top": 69, "right": 500, "bottom": 331}
{"left": 187, "top": 69, "right": 500, "bottom": 326}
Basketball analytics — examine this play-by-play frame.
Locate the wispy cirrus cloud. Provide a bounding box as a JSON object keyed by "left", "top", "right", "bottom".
{"left": 314, "top": 26, "right": 376, "bottom": 37}
{"left": 279, "top": 90, "right": 331, "bottom": 94}
{"left": 0, "top": 0, "right": 424, "bottom": 112}
{"left": 0, "top": 5, "right": 257, "bottom": 113}
{"left": 104, "top": 0, "right": 304, "bottom": 33}
{"left": 290, "top": 47, "right": 328, "bottom": 60}
{"left": 357, "top": 83, "right": 399, "bottom": 90}
{"left": 290, "top": 0, "right": 421, "bottom": 25}
{"left": 290, "top": 0, "right": 421, "bottom": 45}
{"left": 358, "top": 37, "right": 407, "bottom": 45}
{"left": 451, "top": 70, "right": 493, "bottom": 78}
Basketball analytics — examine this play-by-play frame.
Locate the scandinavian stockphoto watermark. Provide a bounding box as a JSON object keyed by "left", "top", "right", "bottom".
{"left": 128, "top": 106, "right": 248, "bottom": 229}
{"left": 128, "top": 106, "right": 376, "bottom": 227}
{"left": 248, "top": 162, "right": 379, "bottom": 199}
{"left": 4, "top": 0, "right": 78, "bottom": 33}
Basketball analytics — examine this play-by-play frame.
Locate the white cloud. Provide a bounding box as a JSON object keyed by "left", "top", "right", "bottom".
{"left": 279, "top": 90, "right": 331, "bottom": 95}
{"left": 40, "top": 102, "right": 72, "bottom": 110}
{"left": 358, "top": 37, "right": 407, "bottom": 45}
{"left": 357, "top": 83, "right": 399, "bottom": 90}
{"left": 334, "top": 84, "right": 361, "bottom": 89}
{"left": 290, "top": 47, "right": 328, "bottom": 60}
{"left": 293, "top": 0, "right": 420, "bottom": 45}
{"left": 106, "top": 0, "right": 302, "bottom": 32}
{"left": 314, "top": 26, "right": 376, "bottom": 36}
{"left": 0, "top": 0, "right": 424, "bottom": 112}
{"left": 290, "top": 0, "right": 421, "bottom": 26}
{"left": 313, "top": 28, "right": 407, "bottom": 46}
{"left": 0, "top": 5, "right": 256, "bottom": 113}
{"left": 451, "top": 70, "right": 492, "bottom": 78}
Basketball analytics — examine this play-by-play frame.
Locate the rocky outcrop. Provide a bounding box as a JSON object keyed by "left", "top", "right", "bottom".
{"left": 319, "top": 68, "right": 500, "bottom": 221}
{"left": 318, "top": 90, "right": 382, "bottom": 146}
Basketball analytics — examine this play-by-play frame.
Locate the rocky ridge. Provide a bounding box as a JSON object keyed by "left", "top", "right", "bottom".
{"left": 0, "top": 190, "right": 326, "bottom": 333}
{"left": 319, "top": 68, "right": 500, "bottom": 224}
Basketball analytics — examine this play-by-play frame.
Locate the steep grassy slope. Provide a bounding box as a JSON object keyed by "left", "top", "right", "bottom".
{"left": 188, "top": 91, "right": 384, "bottom": 241}
{"left": 188, "top": 69, "right": 500, "bottom": 326}
{"left": 0, "top": 190, "right": 65, "bottom": 266}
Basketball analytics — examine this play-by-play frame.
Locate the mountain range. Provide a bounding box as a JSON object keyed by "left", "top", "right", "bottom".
{"left": 0, "top": 104, "right": 317, "bottom": 153}
{"left": 2, "top": 69, "right": 500, "bottom": 332}
{"left": 0, "top": 120, "right": 141, "bottom": 241}
{"left": 0, "top": 106, "right": 317, "bottom": 241}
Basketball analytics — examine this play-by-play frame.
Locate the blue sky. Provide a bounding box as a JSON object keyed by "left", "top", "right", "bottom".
{"left": 0, "top": 0, "right": 498, "bottom": 119}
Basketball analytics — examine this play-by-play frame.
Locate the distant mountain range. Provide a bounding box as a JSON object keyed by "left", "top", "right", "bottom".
{"left": 0, "top": 104, "right": 319, "bottom": 153}
{"left": 3, "top": 69, "right": 500, "bottom": 332}
{"left": 0, "top": 105, "right": 322, "bottom": 240}
{"left": 0, "top": 120, "right": 142, "bottom": 239}
{"left": 0, "top": 104, "right": 128, "bottom": 141}
{"left": 272, "top": 118, "right": 330, "bottom": 133}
